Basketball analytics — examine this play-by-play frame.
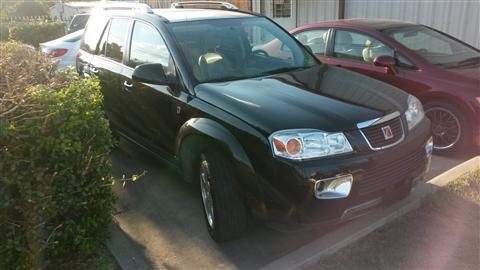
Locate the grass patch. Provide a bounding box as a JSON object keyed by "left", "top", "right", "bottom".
{"left": 443, "top": 169, "right": 480, "bottom": 203}
{"left": 55, "top": 244, "right": 119, "bottom": 270}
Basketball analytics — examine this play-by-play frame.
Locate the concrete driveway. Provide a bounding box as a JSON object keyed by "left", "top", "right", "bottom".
{"left": 109, "top": 139, "right": 475, "bottom": 269}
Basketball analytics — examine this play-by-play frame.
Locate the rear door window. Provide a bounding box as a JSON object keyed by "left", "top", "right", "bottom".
{"left": 294, "top": 29, "right": 329, "bottom": 55}
{"left": 80, "top": 15, "right": 109, "bottom": 54}
{"left": 105, "top": 18, "right": 130, "bottom": 62}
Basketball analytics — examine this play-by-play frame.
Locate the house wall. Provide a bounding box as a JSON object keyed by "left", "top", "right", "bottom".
{"left": 345, "top": 0, "right": 480, "bottom": 48}
{"left": 296, "top": 0, "right": 339, "bottom": 26}
{"left": 142, "top": 0, "right": 479, "bottom": 48}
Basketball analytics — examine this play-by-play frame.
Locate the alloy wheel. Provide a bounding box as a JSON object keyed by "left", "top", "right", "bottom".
{"left": 200, "top": 156, "right": 215, "bottom": 229}
{"left": 425, "top": 107, "right": 461, "bottom": 150}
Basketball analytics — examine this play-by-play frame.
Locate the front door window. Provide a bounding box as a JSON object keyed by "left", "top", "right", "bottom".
{"left": 333, "top": 30, "right": 394, "bottom": 63}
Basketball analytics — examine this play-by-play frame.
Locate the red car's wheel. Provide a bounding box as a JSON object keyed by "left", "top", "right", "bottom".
{"left": 424, "top": 101, "right": 469, "bottom": 153}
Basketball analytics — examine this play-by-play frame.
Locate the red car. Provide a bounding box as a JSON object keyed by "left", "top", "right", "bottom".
{"left": 284, "top": 19, "right": 479, "bottom": 153}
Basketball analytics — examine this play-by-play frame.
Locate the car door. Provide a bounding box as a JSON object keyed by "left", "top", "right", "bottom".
{"left": 322, "top": 29, "right": 421, "bottom": 90}
{"left": 90, "top": 17, "right": 131, "bottom": 133}
{"left": 120, "top": 20, "right": 185, "bottom": 155}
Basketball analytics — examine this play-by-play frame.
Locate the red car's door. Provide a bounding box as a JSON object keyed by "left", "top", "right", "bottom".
{"left": 294, "top": 27, "right": 430, "bottom": 96}
{"left": 324, "top": 29, "right": 432, "bottom": 97}
{"left": 325, "top": 29, "right": 408, "bottom": 86}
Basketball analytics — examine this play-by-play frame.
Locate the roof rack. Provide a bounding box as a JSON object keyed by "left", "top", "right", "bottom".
{"left": 170, "top": 1, "right": 238, "bottom": 10}
{"left": 92, "top": 2, "right": 153, "bottom": 14}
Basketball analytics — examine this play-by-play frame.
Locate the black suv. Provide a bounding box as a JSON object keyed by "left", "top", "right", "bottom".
{"left": 77, "top": 7, "right": 433, "bottom": 241}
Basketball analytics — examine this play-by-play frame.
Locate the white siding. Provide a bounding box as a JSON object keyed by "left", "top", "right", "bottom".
{"left": 297, "top": 0, "right": 340, "bottom": 26}
{"left": 345, "top": 0, "right": 480, "bottom": 48}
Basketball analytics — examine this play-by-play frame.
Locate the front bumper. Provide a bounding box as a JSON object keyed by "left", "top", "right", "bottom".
{"left": 253, "top": 118, "right": 432, "bottom": 224}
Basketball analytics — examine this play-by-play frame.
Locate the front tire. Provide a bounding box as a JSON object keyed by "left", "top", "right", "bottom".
{"left": 424, "top": 101, "right": 470, "bottom": 154}
{"left": 198, "top": 151, "right": 247, "bottom": 242}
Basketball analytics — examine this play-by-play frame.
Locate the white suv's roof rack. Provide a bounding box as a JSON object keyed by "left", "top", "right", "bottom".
{"left": 92, "top": 2, "right": 153, "bottom": 14}
{"left": 170, "top": 1, "right": 238, "bottom": 10}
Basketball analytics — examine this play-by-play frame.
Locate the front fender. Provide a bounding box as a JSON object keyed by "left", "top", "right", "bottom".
{"left": 176, "top": 118, "right": 254, "bottom": 173}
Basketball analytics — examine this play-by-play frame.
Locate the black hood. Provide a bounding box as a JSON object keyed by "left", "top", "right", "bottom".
{"left": 195, "top": 65, "right": 409, "bottom": 134}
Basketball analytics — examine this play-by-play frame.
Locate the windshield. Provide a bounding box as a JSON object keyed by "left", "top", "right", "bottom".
{"left": 168, "top": 17, "right": 317, "bottom": 83}
{"left": 382, "top": 25, "right": 480, "bottom": 68}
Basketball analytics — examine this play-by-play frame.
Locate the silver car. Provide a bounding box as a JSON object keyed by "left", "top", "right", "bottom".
{"left": 40, "top": 29, "right": 84, "bottom": 68}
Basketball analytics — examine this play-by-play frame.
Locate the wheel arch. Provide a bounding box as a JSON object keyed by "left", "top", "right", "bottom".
{"left": 175, "top": 118, "right": 255, "bottom": 182}
{"left": 418, "top": 92, "right": 475, "bottom": 128}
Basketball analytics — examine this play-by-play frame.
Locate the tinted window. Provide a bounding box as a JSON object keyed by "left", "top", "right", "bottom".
{"left": 169, "top": 17, "right": 316, "bottom": 83}
{"left": 333, "top": 30, "right": 393, "bottom": 63}
{"left": 80, "top": 15, "right": 109, "bottom": 53}
{"left": 383, "top": 26, "right": 479, "bottom": 67}
{"left": 70, "top": 14, "right": 90, "bottom": 29}
{"left": 294, "top": 29, "right": 329, "bottom": 55}
{"left": 105, "top": 18, "right": 129, "bottom": 62}
{"left": 129, "top": 21, "right": 171, "bottom": 68}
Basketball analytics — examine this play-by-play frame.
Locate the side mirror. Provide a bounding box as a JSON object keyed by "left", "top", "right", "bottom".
{"left": 132, "top": 63, "right": 173, "bottom": 85}
{"left": 373, "top": 55, "right": 397, "bottom": 75}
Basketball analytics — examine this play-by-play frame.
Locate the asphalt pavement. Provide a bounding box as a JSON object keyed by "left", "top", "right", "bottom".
{"left": 108, "top": 139, "right": 476, "bottom": 269}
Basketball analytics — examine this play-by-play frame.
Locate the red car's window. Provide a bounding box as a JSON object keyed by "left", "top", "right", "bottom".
{"left": 294, "top": 29, "right": 329, "bottom": 55}
{"left": 333, "top": 30, "right": 394, "bottom": 63}
{"left": 384, "top": 26, "right": 479, "bottom": 68}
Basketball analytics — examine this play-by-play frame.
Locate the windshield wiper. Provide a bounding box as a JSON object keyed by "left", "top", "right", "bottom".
{"left": 455, "top": 56, "right": 480, "bottom": 66}
{"left": 440, "top": 56, "right": 480, "bottom": 68}
{"left": 260, "top": 66, "right": 308, "bottom": 76}
{"left": 203, "top": 75, "right": 249, "bottom": 83}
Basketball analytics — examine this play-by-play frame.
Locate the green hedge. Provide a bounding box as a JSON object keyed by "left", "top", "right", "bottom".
{"left": 8, "top": 21, "right": 65, "bottom": 47}
{"left": 0, "top": 42, "right": 115, "bottom": 269}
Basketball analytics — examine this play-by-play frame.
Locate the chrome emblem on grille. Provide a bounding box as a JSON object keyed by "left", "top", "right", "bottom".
{"left": 381, "top": 125, "right": 394, "bottom": 140}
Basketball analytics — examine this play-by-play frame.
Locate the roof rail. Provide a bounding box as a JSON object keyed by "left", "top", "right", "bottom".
{"left": 171, "top": 1, "right": 238, "bottom": 10}
{"left": 92, "top": 2, "right": 153, "bottom": 14}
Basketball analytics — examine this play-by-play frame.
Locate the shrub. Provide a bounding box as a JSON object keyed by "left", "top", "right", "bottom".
{"left": 9, "top": 1, "right": 49, "bottom": 17}
{"left": 0, "top": 23, "right": 7, "bottom": 41}
{"left": 0, "top": 42, "right": 115, "bottom": 269}
{"left": 9, "top": 21, "right": 65, "bottom": 47}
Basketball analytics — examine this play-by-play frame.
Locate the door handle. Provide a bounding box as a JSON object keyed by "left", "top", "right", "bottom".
{"left": 90, "top": 66, "right": 99, "bottom": 74}
{"left": 336, "top": 64, "right": 343, "bottom": 67}
{"left": 123, "top": 81, "right": 133, "bottom": 89}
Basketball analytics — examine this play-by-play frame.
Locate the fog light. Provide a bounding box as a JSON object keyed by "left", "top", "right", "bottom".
{"left": 425, "top": 137, "right": 433, "bottom": 158}
{"left": 314, "top": 174, "right": 353, "bottom": 199}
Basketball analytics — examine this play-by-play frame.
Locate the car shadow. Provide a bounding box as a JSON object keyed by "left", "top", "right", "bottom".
{"left": 110, "top": 138, "right": 339, "bottom": 269}
{"left": 109, "top": 138, "right": 475, "bottom": 269}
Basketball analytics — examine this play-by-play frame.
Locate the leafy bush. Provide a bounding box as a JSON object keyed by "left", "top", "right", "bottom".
{"left": 9, "top": 1, "right": 49, "bottom": 17}
{"left": 9, "top": 21, "right": 65, "bottom": 47}
{"left": 0, "top": 42, "right": 115, "bottom": 269}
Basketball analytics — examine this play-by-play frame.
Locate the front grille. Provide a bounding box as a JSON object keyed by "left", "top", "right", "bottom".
{"left": 361, "top": 117, "right": 404, "bottom": 150}
{"left": 358, "top": 149, "right": 425, "bottom": 195}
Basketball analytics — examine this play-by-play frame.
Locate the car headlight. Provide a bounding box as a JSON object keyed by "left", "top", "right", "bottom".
{"left": 269, "top": 129, "right": 353, "bottom": 160}
{"left": 405, "top": 95, "right": 424, "bottom": 130}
